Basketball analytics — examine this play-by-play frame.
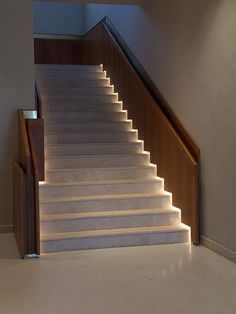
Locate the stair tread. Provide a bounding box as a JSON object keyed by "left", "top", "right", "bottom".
{"left": 44, "top": 130, "right": 136, "bottom": 135}
{"left": 45, "top": 141, "right": 142, "bottom": 147}
{"left": 40, "top": 191, "right": 171, "bottom": 204}
{"left": 39, "top": 177, "right": 162, "bottom": 188}
{"left": 41, "top": 224, "right": 189, "bottom": 241}
{"left": 45, "top": 164, "right": 155, "bottom": 173}
{"left": 45, "top": 152, "right": 148, "bottom": 159}
{"left": 40, "top": 207, "right": 180, "bottom": 222}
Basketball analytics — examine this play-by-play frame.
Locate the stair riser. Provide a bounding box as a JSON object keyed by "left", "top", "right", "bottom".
{"left": 42, "top": 94, "right": 118, "bottom": 104}
{"left": 40, "top": 194, "right": 171, "bottom": 214}
{"left": 44, "top": 132, "right": 137, "bottom": 144}
{"left": 43, "top": 103, "right": 123, "bottom": 113}
{"left": 45, "top": 154, "right": 149, "bottom": 169}
{"left": 44, "top": 122, "right": 132, "bottom": 133}
{"left": 44, "top": 112, "right": 126, "bottom": 123}
{"left": 40, "top": 180, "right": 163, "bottom": 199}
{"left": 45, "top": 142, "right": 143, "bottom": 156}
{"left": 41, "top": 230, "right": 189, "bottom": 253}
{"left": 45, "top": 166, "right": 156, "bottom": 183}
{"left": 39, "top": 79, "right": 110, "bottom": 88}
{"left": 40, "top": 87, "right": 114, "bottom": 95}
{"left": 41, "top": 212, "right": 180, "bottom": 234}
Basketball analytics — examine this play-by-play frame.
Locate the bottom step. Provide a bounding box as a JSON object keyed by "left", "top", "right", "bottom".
{"left": 41, "top": 224, "right": 190, "bottom": 253}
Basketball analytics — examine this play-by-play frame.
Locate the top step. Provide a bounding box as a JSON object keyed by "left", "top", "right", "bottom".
{"left": 35, "top": 64, "right": 103, "bottom": 73}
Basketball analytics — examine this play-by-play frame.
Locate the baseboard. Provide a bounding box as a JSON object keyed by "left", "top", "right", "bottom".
{"left": 0, "top": 225, "right": 13, "bottom": 233}
{"left": 201, "top": 236, "right": 236, "bottom": 264}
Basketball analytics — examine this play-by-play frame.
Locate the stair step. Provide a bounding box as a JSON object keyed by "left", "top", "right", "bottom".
{"left": 44, "top": 111, "right": 126, "bottom": 123}
{"left": 36, "top": 72, "right": 106, "bottom": 80}
{"left": 43, "top": 102, "right": 123, "bottom": 113}
{"left": 42, "top": 94, "right": 118, "bottom": 104}
{"left": 45, "top": 164, "right": 156, "bottom": 183}
{"left": 40, "top": 208, "right": 181, "bottom": 234}
{"left": 38, "top": 78, "right": 110, "bottom": 88}
{"left": 36, "top": 64, "right": 103, "bottom": 72}
{"left": 39, "top": 178, "right": 163, "bottom": 198}
{"left": 45, "top": 141, "right": 143, "bottom": 156}
{"left": 40, "top": 86, "right": 114, "bottom": 96}
{"left": 44, "top": 131, "right": 138, "bottom": 144}
{"left": 40, "top": 224, "right": 190, "bottom": 253}
{"left": 44, "top": 121, "right": 132, "bottom": 133}
{"left": 45, "top": 153, "right": 150, "bottom": 169}
{"left": 40, "top": 191, "right": 171, "bottom": 214}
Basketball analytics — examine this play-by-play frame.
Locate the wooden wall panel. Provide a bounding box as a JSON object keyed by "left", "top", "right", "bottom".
{"left": 34, "top": 38, "right": 85, "bottom": 64}
{"left": 85, "top": 23, "right": 200, "bottom": 244}
{"left": 13, "top": 162, "right": 27, "bottom": 258}
{"left": 27, "top": 119, "right": 44, "bottom": 182}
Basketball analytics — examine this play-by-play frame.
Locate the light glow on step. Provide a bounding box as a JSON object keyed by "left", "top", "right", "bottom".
{"left": 39, "top": 181, "right": 46, "bottom": 185}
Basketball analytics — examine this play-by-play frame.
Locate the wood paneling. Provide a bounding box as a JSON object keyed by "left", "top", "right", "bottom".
{"left": 84, "top": 23, "right": 200, "bottom": 244}
{"left": 27, "top": 119, "right": 44, "bottom": 182}
{"left": 34, "top": 38, "right": 85, "bottom": 64}
{"left": 15, "top": 110, "right": 40, "bottom": 257}
{"left": 13, "top": 162, "right": 27, "bottom": 258}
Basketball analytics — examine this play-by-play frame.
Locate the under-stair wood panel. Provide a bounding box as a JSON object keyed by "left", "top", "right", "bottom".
{"left": 34, "top": 37, "right": 87, "bottom": 65}
{"left": 16, "top": 110, "right": 40, "bottom": 256}
{"left": 13, "top": 162, "right": 27, "bottom": 258}
{"left": 83, "top": 22, "right": 200, "bottom": 244}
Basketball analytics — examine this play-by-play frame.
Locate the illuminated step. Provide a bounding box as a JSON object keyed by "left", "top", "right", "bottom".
{"left": 35, "top": 64, "right": 103, "bottom": 72}
{"left": 42, "top": 93, "right": 118, "bottom": 103}
{"left": 45, "top": 165, "right": 156, "bottom": 184}
{"left": 42, "top": 102, "right": 123, "bottom": 113}
{"left": 45, "top": 141, "right": 143, "bottom": 156}
{"left": 38, "top": 78, "right": 110, "bottom": 88}
{"left": 40, "top": 208, "right": 181, "bottom": 234}
{"left": 45, "top": 152, "right": 150, "bottom": 169}
{"left": 40, "top": 86, "right": 114, "bottom": 95}
{"left": 39, "top": 178, "right": 163, "bottom": 199}
{"left": 44, "top": 121, "right": 133, "bottom": 133}
{"left": 40, "top": 192, "right": 172, "bottom": 214}
{"left": 44, "top": 111, "right": 127, "bottom": 123}
{"left": 36, "top": 71, "right": 106, "bottom": 79}
{"left": 44, "top": 131, "right": 138, "bottom": 144}
{"left": 40, "top": 224, "right": 190, "bottom": 253}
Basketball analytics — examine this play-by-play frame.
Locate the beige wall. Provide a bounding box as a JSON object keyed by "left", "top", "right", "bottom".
{"left": 83, "top": 1, "right": 236, "bottom": 253}
{"left": 0, "top": 0, "right": 34, "bottom": 228}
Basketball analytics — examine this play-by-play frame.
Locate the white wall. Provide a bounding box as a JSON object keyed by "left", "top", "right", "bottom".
{"left": 83, "top": 1, "right": 236, "bottom": 253}
{"left": 34, "top": 1, "right": 84, "bottom": 35}
{"left": 0, "top": 0, "right": 34, "bottom": 229}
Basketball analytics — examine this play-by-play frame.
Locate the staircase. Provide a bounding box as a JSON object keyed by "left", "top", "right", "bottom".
{"left": 36, "top": 64, "right": 190, "bottom": 253}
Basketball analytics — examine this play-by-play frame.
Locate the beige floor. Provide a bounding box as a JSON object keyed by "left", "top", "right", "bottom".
{"left": 0, "top": 233, "right": 235, "bottom": 314}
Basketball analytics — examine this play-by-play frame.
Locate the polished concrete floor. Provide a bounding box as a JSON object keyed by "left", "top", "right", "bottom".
{"left": 0, "top": 233, "right": 235, "bottom": 314}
